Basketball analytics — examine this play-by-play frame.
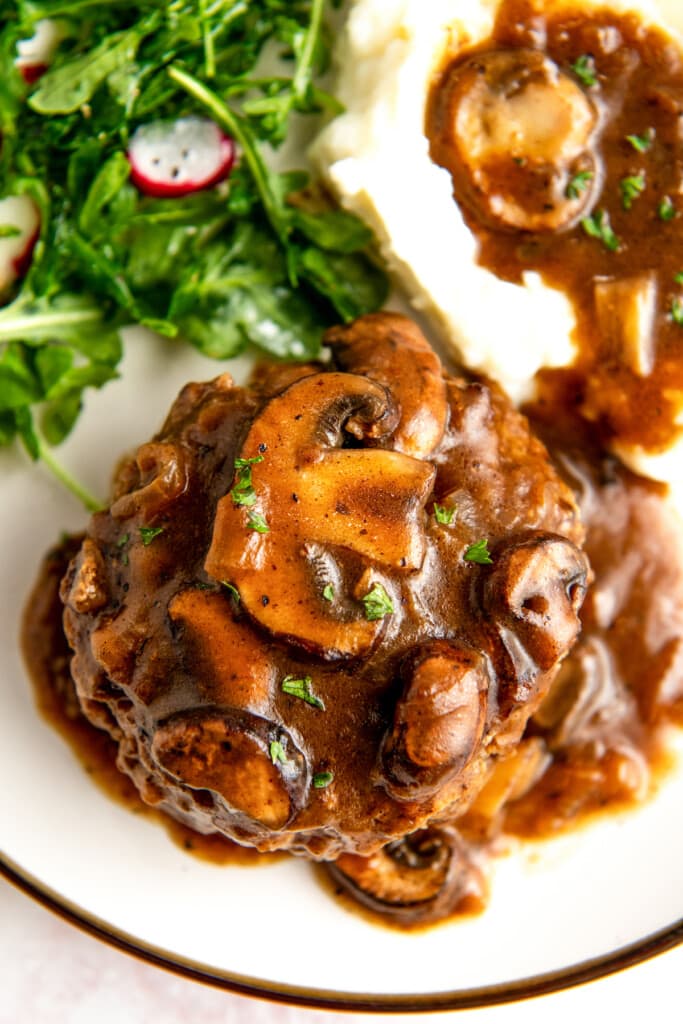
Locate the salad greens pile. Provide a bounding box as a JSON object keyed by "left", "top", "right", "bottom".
{"left": 0, "top": 0, "right": 388, "bottom": 507}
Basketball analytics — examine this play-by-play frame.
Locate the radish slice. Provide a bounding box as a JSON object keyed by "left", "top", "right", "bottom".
{"left": 128, "top": 117, "right": 235, "bottom": 198}
{"left": 0, "top": 196, "right": 41, "bottom": 296}
{"left": 16, "top": 19, "right": 61, "bottom": 83}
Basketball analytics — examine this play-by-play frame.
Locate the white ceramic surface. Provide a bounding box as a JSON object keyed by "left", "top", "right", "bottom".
{"left": 1, "top": 330, "right": 682, "bottom": 1009}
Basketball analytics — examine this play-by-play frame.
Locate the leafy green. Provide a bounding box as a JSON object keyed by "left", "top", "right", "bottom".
{"left": 565, "top": 170, "right": 593, "bottom": 200}
{"left": 313, "top": 771, "right": 333, "bottom": 788}
{"left": 626, "top": 129, "right": 655, "bottom": 153}
{"left": 433, "top": 502, "right": 455, "bottom": 525}
{"left": 0, "top": 0, "right": 388, "bottom": 507}
{"left": 659, "top": 196, "right": 676, "bottom": 222}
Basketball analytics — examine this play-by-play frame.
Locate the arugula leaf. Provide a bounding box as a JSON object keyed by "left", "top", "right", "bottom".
{"left": 29, "top": 24, "right": 156, "bottom": 115}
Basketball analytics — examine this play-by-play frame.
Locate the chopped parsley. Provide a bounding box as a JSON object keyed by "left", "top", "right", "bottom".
{"left": 281, "top": 675, "right": 325, "bottom": 710}
{"left": 671, "top": 298, "right": 683, "bottom": 327}
{"left": 659, "top": 196, "right": 676, "bottom": 222}
{"left": 464, "top": 539, "right": 493, "bottom": 565}
{"left": 230, "top": 455, "right": 264, "bottom": 508}
{"left": 581, "top": 210, "right": 621, "bottom": 252}
{"left": 269, "top": 740, "right": 288, "bottom": 765}
{"left": 674, "top": 272, "right": 683, "bottom": 285}
{"left": 566, "top": 170, "right": 594, "bottom": 200}
{"left": 247, "top": 511, "right": 269, "bottom": 533}
{"left": 139, "top": 525, "right": 164, "bottom": 546}
{"left": 433, "top": 503, "right": 456, "bottom": 525}
{"left": 626, "top": 128, "right": 655, "bottom": 153}
{"left": 571, "top": 54, "right": 598, "bottom": 88}
{"left": 322, "top": 584, "right": 335, "bottom": 602}
{"left": 362, "top": 582, "right": 394, "bottom": 621}
{"left": 221, "top": 581, "right": 240, "bottom": 602}
{"left": 116, "top": 533, "right": 129, "bottom": 548}
{"left": 0, "top": 225, "right": 21, "bottom": 238}
{"left": 313, "top": 771, "right": 334, "bottom": 789}
{"left": 619, "top": 174, "right": 646, "bottom": 210}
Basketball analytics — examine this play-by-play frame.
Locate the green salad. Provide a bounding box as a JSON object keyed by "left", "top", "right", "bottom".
{"left": 0, "top": 0, "right": 387, "bottom": 506}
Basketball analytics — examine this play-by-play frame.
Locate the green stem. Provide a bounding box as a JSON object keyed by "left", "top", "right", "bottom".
{"left": 0, "top": 309, "right": 102, "bottom": 342}
{"left": 198, "top": 0, "right": 215, "bottom": 78}
{"left": 167, "top": 65, "right": 290, "bottom": 244}
{"left": 293, "top": 0, "right": 326, "bottom": 101}
{"left": 37, "top": 438, "right": 104, "bottom": 513}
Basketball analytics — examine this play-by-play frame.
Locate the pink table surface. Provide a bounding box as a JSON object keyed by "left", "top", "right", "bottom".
{"left": 1, "top": 876, "right": 681, "bottom": 1024}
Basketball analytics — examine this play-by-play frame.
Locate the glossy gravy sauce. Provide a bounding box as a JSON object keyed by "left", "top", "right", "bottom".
{"left": 428, "top": 0, "right": 683, "bottom": 452}
{"left": 20, "top": 0, "right": 683, "bottom": 929}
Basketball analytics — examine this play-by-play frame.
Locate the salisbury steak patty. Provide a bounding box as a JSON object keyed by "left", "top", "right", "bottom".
{"left": 61, "top": 313, "right": 588, "bottom": 858}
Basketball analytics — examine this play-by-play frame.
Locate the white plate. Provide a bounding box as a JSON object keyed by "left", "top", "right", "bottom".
{"left": 2, "top": 330, "right": 682, "bottom": 1012}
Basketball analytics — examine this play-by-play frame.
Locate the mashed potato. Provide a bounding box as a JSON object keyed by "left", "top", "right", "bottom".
{"left": 312, "top": 0, "right": 683, "bottom": 482}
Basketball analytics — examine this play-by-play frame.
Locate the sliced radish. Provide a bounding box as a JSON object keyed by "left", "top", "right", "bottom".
{"left": 128, "top": 117, "right": 235, "bottom": 198}
{"left": 0, "top": 196, "right": 41, "bottom": 296}
{"left": 16, "top": 19, "right": 62, "bottom": 83}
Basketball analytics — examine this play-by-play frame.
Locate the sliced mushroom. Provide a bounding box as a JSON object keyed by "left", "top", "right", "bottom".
{"left": 327, "top": 826, "right": 482, "bottom": 924}
{"left": 152, "top": 709, "right": 309, "bottom": 831}
{"left": 205, "top": 372, "right": 435, "bottom": 659}
{"left": 325, "top": 312, "right": 448, "bottom": 459}
{"left": 430, "top": 48, "right": 599, "bottom": 232}
{"left": 379, "top": 641, "right": 490, "bottom": 801}
{"left": 481, "top": 532, "right": 590, "bottom": 678}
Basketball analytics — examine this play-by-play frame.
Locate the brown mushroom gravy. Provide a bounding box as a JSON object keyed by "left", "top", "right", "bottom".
{"left": 21, "top": 310, "right": 683, "bottom": 929}
{"left": 427, "top": 0, "right": 683, "bottom": 454}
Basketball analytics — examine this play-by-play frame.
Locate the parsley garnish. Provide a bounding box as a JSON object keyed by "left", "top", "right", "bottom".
{"left": 139, "top": 526, "right": 164, "bottom": 546}
{"left": 322, "top": 584, "right": 335, "bottom": 602}
{"left": 626, "top": 129, "right": 655, "bottom": 153}
{"left": 581, "top": 210, "right": 621, "bottom": 252}
{"left": 116, "top": 534, "right": 129, "bottom": 548}
{"left": 281, "top": 675, "right": 325, "bottom": 710}
{"left": 230, "top": 455, "right": 264, "bottom": 508}
{"left": 247, "top": 511, "right": 269, "bottom": 533}
{"left": 221, "top": 581, "right": 240, "bottom": 602}
{"left": 566, "top": 170, "right": 594, "bottom": 200}
{"left": 464, "top": 539, "right": 493, "bottom": 565}
{"left": 620, "top": 174, "right": 646, "bottom": 210}
{"left": 671, "top": 298, "right": 683, "bottom": 327}
{"left": 571, "top": 54, "right": 598, "bottom": 87}
{"left": 674, "top": 272, "right": 683, "bottom": 285}
{"left": 0, "top": 225, "right": 21, "bottom": 238}
{"left": 433, "top": 503, "right": 456, "bottom": 525}
{"left": 313, "top": 771, "right": 334, "bottom": 789}
{"left": 659, "top": 196, "right": 676, "bottom": 222}
{"left": 362, "top": 583, "right": 394, "bottom": 621}
{"left": 269, "top": 740, "right": 288, "bottom": 765}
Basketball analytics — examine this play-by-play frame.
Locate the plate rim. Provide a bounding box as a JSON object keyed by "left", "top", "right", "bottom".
{"left": 3, "top": 852, "right": 682, "bottom": 1014}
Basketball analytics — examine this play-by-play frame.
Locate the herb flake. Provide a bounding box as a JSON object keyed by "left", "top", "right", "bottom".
{"left": 581, "top": 210, "right": 621, "bottom": 252}
{"left": 671, "top": 298, "right": 683, "bottom": 327}
{"left": 230, "top": 455, "right": 264, "bottom": 508}
{"left": 571, "top": 54, "right": 598, "bottom": 88}
{"left": 434, "top": 503, "right": 456, "bottom": 525}
{"left": 659, "top": 196, "right": 676, "bottom": 222}
{"left": 247, "top": 511, "right": 269, "bottom": 533}
{"left": 221, "top": 581, "right": 240, "bottom": 602}
{"left": 281, "top": 675, "right": 325, "bottom": 710}
{"left": 626, "top": 129, "right": 655, "bottom": 153}
{"left": 362, "top": 583, "right": 394, "bottom": 621}
{"left": 619, "top": 174, "right": 646, "bottom": 210}
{"left": 322, "top": 584, "right": 335, "bottom": 602}
{"left": 269, "top": 740, "right": 288, "bottom": 765}
{"left": 313, "top": 771, "right": 334, "bottom": 789}
{"left": 139, "top": 526, "right": 164, "bottom": 546}
{"left": 464, "top": 539, "right": 493, "bottom": 565}
{"left": 566, "top": 170, "right": 594, "bottom": 200}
